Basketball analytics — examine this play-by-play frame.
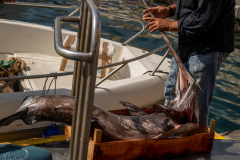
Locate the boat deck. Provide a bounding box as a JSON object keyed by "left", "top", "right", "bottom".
{"left": 14, "top": 53, "right": 113, "bottom": 92}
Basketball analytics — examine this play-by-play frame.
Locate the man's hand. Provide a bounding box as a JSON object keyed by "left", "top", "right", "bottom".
{"left": 143, "top": 6, "right": 170, "bottom": 20}
{"left": 143, "top": 17, "right": 179, "bottom": 33}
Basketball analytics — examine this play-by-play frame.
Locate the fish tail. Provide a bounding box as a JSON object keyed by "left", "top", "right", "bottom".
{"left": 0, "top": 112, "right": 21, "bottom": 127}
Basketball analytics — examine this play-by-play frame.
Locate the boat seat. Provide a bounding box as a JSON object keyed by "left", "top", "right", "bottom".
{"left": 60, "top": 35, "right": 115, "bottom": 78}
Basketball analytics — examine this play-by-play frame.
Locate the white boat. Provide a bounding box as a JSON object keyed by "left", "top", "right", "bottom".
{"left": 0, "top": 12, "right": 171, "bottom": 134}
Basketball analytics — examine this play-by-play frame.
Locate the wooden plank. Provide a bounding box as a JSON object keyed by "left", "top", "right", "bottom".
{"left": 63, "top": 107, "right": 215, "bottom": 160}
{"left": 59, "top": 35, "right": 76, "bottom": 71}
{"left": 100, "top": 42, "right": 109, "bottom": 78}
{"left": 98, "top": 42, "right": 112, "bottom": 78}
{"left": 86, "top": 111, "right": 215, "bottom": 160}
{"left": 60, "top": 58, "right": 68, "bottom": 71}
{"left": 65, "top": 125, "right": 72, "bottom": 140}
{"left": 91, "top": 133, "right": 214, "bottom": 160}
{"left": 88, "top": 140, "right": 95, "bottom": 160}
{"left": 93, "top": 129, "right": 102, "bottom": 143}
{"left": 210, "top": 119, "right": 216, "bottom": 136}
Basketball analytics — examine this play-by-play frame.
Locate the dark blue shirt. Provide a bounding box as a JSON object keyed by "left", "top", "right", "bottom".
{"left": 175, "top": 0, "right": 235, "bottom": 62}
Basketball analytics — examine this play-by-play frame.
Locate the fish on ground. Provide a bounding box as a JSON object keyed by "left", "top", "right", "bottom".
{"left": 0, "top": 86, "right": 198, "bottom": 141}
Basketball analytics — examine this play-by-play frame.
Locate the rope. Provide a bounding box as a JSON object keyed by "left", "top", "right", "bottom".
{"left": 0, "top": 57, "right": 26, "bottom": 93}
{"left": 42, "top": 73, "right": 58, "bottom": 95}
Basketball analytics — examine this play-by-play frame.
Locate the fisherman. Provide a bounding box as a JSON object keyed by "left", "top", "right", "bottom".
{"left": 143, "top": 0, "right": 235, "bottom": 126}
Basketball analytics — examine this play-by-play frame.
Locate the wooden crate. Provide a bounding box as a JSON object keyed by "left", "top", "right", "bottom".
{"left": 65, "top": 108, "right": 215, "bottom": 160}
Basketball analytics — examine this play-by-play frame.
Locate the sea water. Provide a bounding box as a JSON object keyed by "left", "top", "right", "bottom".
{"left": 0, "top": 0, "right": 239, "bottom": 133}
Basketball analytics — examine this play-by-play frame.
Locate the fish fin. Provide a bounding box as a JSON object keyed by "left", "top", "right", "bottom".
{"left": 193, "top": 95, "right": 199, "bottom": 125}
{"left": 0, "top": 112, "right": 22, "bottom": 127}
{"left": 26, "top": 118, "right": 38, "bottom": 125}
{"left": 16, "top": 96, "right": 35, "bottom": 112}
{"left": 160, "top": 123, "right": 196, "bottom": 139}
{"left": 119, "top": 101, "right": 147, "bottom": 116}
{"left": 152, "top": 104, "right": 167, "bottom": 113}
{"left": 151, "top": 133, "right": 163, "bottom": 140}
{"left": 151, "top": 127, "right": 182, "bottom": 141}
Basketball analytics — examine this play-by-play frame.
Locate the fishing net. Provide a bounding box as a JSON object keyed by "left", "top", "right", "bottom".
{"left": 0, "top": 59, "right": 14, "bottom": 69}
{"left": 0, "top": 57, "right": 26, "bottom": 93}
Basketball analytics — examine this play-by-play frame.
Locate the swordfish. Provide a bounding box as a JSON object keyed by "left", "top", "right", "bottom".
{"left": 0, "top": 68, "right": 199, "bottom": 141}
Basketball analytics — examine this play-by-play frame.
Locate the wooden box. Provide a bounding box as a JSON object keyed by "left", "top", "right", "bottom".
{"left": 65, "top": 108, "right": 215, "bottom": 160}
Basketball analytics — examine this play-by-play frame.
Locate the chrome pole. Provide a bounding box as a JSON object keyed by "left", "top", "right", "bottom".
{"left": 54, "top": 0, "right": 100, "bottom": 160}
{"left": 71, "top": 1, "right": 88, "bottom": 159}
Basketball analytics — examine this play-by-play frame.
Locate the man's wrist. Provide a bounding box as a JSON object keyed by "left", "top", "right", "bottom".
{"left": 168, "top": 21, "right": 179, "bottom": 32}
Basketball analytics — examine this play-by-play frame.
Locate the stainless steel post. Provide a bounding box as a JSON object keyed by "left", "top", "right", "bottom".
{"left": 54, "top": 0, "right": 101, "bottom": 159}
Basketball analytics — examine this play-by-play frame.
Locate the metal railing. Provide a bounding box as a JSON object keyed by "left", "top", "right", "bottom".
{"left": 54, "top": 0, "right": 101, "bottom": 160}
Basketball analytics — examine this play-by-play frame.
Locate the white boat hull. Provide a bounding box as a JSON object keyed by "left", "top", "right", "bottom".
{"left": 0, "top": 19, "right": 171, "bottom": 132}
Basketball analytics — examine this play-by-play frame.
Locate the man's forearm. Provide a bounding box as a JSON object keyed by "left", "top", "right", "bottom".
{"left": 168, "top": 21, "right": 179, "bottom": 32}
